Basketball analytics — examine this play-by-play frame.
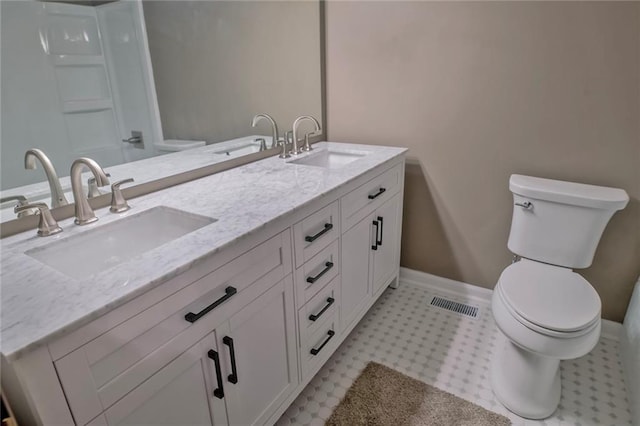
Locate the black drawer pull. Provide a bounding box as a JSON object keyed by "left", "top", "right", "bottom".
{"left": 305, "top": 223, "right": 333, "bottom": 243}
{"left": 207, "top": 349, "right": 225, "bottom": 399}
{"left": 306, "top": 261, "right": 334, "bottom": 284}
{"left": 368, "top": 187, "right": 386, "bottom": 200}
{"left": 309, "top": 297, "right": 335, "bottom": 322}
{"left": 310, "top": 330, "right": 335, "bottom": 356}
{"left": 371, "top": 220, "right": 379, "bottom": 250}
{"left": 222, "top": 336, "right": 238, "bottom": 384}
{"left": 376, "top": 216, "right": 384, "bottom": 246}
{"left": 185, "top": 286, "right": 237, "bottom": 323}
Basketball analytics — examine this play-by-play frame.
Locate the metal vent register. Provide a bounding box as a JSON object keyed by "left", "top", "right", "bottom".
{"left": 430, "top": 296, "right": 479, "bottom": 319}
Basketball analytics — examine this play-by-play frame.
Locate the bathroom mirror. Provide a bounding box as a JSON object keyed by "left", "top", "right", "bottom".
{"left": 0, "top": 0, "right": 323, "bottom": 223}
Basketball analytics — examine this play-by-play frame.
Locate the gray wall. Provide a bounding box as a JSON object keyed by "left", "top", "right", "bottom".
{"left": 143, "top": 1, "right": 322, "bottom": 143}
{"left": 326, "top": 1, "right": 640, "bottom": 321}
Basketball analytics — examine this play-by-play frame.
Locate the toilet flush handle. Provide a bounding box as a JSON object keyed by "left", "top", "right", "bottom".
{"left": 515, "top": 201, "right": 533, "bottom": 210}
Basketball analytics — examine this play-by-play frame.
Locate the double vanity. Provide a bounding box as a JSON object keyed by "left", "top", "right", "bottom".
{"left": 1, "top": 142, "right": 407, "bottom": 426}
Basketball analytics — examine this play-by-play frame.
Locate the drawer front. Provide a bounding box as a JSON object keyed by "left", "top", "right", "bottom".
{"left": 341, "top": 163, "right": 402, "bottom": 232}
{"left": 298, "top": 275, "right": 340, "bottom": 344}
{"left": 295, "top": 238, "right": 340, "bottom": 307}
{"left": 293, "top": 201, "right": 340, "bottom": 267}
{"left": 54, "top": 232, "right": 290, "bottom": 426}
{"left": 300, "top": 311, "right": 340, "bottom": 380}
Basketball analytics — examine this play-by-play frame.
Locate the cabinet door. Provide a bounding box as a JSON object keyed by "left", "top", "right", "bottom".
{"left": 372, "top": 193, "right": 402, "bottom": 295}
{"left": 104, "top": 331, "right": 227, "bottom": 426}
{"left": 341, "top": 213, "right": 374, "bottom": 329}
{"left": 222, "top": 276, "right": 298, "bottom": 426}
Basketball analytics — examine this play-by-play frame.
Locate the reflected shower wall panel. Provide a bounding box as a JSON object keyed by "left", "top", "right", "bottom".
{"left": 0, "top": 1, "right": 126, "bottom": 190}
{"left": 1, "top": 1, "right": 69, "bottom": 189}
{"left": 54, "top": 65, "right": 111, "bottom": 102}
{"left": 46, "top": 12, "right": 102, "bottom": 56}
{"left": 65, "top": 111, "right": 124, "bottom": 168}
{"left": 97, "top": 1, "right": 161, "bottom": 163}
{"left": 46, "top": 2, "right": 125, "bottom": 169}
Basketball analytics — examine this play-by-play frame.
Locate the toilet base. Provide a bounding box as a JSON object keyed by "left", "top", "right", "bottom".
{"left": 491, "top": 336, "right": 561, "bottom": 419}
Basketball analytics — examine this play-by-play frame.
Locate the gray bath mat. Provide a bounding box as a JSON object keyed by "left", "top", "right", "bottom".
{"left": 326, "top": 362, "right": 511, "bottom": 426}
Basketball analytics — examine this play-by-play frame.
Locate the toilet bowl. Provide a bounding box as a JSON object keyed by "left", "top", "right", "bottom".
{"left": 491, "top": 174, "right": 628, "bottom": 419}
{"left": 491, "top": 260, "right": 601, "bottom": 419}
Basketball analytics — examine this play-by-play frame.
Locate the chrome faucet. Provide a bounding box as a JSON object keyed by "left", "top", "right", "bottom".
{"left": 70, "top": 158, "right": 110, "bottom": 225}
{"left": 24, "top": 148, "right": 69, "bottom": 208}
{"left": 251, "top": 113, "right": 280, "bottom": 150}
{"left": 292, "top": 116, "right": 322, "bottom": 155}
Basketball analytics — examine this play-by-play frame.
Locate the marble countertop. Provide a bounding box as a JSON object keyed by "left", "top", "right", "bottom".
{"left": 0, "top": 142, "right": 407, "bottom": 360}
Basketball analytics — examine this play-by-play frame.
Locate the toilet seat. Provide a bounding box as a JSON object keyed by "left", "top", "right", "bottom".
{"left": 497, "top": 260, "right": 601, "bottom": 335}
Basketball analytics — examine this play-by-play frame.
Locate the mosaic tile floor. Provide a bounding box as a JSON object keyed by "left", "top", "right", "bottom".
{"left": 277, "top": 281, "right": 632, "bottom": 426}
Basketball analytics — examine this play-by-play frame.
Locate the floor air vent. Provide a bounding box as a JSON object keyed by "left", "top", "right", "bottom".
{"left": 430, "top": 296, "right": 479, "bottom": 319}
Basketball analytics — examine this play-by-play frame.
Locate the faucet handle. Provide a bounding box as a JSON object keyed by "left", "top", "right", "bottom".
{"left": 255, "top": 138, "right": 267, "bottom": 152}
{"left": 110, "top": 178, "right": 134, "bottom": 213}
{"left": 15, "top": 202, "right": 62, "bottom": 237}
{"left": 1, "top": 195, "right": 37, "bottom": 218}
{"left": 301, "top": 131, "right": 315, "bottom": 152}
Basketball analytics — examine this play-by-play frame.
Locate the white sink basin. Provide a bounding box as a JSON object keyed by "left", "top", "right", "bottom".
{"left": 26, "top": 206, "right": 216, "bottom": 279}
{"left": 288, "top": 149, "right": 366, "bottom": 169}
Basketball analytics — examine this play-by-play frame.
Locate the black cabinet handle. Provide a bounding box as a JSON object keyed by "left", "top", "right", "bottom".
{"left": 306, "top": 261, "right": 334, "bottom": 284}
{"left": 207, "top": 349, "right": 224, "bottom": 399}
{"left": 305, "top": 223, "right": 333, "bottom": 243}
{"left": 185, "top": 286, "right": 237, "bottom": 323}
{"left": 309, "top": 297, "right": 335, "bottom": 322}
{"left": 376, "top": 216, "right": 384, "bottom": 246}
{"left": 310, "top": 330, "right": 336, "bottom": 356}
{"left": 222, "top": 336, "right": 238, "bottom": 384}
{"left": 368, "top": 187, "right": 386, "bottom": 200}
{"left": 371, "top": 220, "right": 379, "bottom": 250}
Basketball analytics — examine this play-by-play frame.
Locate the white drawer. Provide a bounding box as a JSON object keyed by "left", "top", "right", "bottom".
{"left": 300, "top": 311, "right": 340, "bottom": 380}
{"left": 293, "top": 200, "right": 340, "bottom": 267}
{"left": 295, "top": 238, "right": 340, "bottom": 307}
{"left": 54, "top": 232, "right": 290, "bottom": 426}
{"left": 341, "top": 163, "right": 402, "bottom": 231}
{"left": 298, "top": 275, "right": 339, "bottom": 345}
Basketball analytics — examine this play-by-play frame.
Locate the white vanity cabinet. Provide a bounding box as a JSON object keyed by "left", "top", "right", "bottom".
{"left": 100, "top": 276, "right": 297, "bottom": 426}
{"left": 101, "top": 330, "right": 228, "bottom": 426}
{"left": 220, "top": 276, "right": 298, "bottom": 426}
{"left": 371, "top": 193, "right": 403, "bottom": 295}
{"left": 50, "top": 230, "right": 295, "bottom": 426}
{"left": 96, "top": 276, "right": 297, "bottom": 426}
{"left": 292, "top": 201, "right": 343, "bottom": 381}
{"left": 2, "top": 150, "right": 406, "bottom": 426}
{"left": 340, "top": 164, "right": 404, "bottom": 330}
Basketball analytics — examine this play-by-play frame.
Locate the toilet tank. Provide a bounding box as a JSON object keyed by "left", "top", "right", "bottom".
{"left": 508, "top": 175, "right": 629, "bottom": 269}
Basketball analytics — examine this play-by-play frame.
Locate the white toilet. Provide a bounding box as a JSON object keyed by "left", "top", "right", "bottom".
{"left": 491, "top": 174, "right": 629, "bottom": 419}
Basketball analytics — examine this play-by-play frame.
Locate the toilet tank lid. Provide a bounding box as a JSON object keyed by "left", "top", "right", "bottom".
{"left": 509, "top": 174, "right": 629, "bottom": 210}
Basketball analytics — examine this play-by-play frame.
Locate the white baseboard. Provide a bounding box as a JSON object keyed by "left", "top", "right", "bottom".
{"left": 399, "top": 267, "right": 493, "bottom": 302}
{"left": 601, "top": 319, "right": 622, "bottom": 342}
{"left": 398, "top": 267, "right": 622, "bottom": 342}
